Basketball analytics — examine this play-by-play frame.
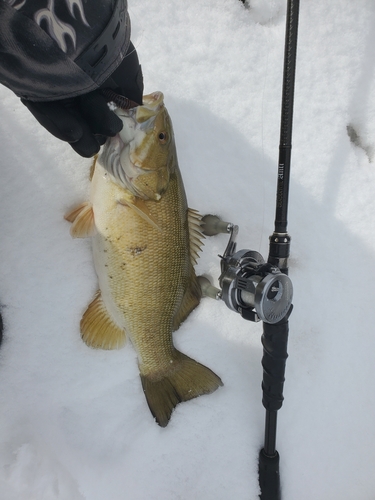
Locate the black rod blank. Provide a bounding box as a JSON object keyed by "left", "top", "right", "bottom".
{"left": 274, "top": 0, "right": 300, "bottom": 236}
{"left": 259, "top": 1, "right": 300, "bottom": 499}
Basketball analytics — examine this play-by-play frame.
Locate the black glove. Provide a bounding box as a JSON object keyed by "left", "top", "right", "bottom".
{"left": 21, "top": 43, "right": 143, "bottom": 158}
{"left": 22, "top": 92, "right": 121, "bottom": 157}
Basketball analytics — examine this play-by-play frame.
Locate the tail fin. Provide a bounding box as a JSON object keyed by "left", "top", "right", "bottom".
{"left": 140, "top": 351, "right": 223, "bottom": 427}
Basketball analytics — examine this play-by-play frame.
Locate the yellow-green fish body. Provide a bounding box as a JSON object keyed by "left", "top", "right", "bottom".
{"left": 66, "top": 92, "right": 222, "bottom": 426}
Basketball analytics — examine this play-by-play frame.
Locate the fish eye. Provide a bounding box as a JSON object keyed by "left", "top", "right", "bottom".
{"left": 158, "top": 132, "right": 168, "bottom": 144}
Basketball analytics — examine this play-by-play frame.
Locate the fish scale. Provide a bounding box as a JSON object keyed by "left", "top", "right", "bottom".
{"left": 97, "top": 170, "right": 189, "bottom": 375}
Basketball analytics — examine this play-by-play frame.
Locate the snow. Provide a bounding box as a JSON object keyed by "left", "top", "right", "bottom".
{"left": 1, "top": 0, "right": 375, "bottom": 498}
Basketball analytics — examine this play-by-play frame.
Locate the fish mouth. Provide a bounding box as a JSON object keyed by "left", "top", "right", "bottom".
{"left": 99, "top": 110, "right": 162, "bottom": 200}
{"left": 99, "top": 135, "right": 152, "bottom": 199}
{"left": 98, "top": 92, "right": 168, "bottom": 200}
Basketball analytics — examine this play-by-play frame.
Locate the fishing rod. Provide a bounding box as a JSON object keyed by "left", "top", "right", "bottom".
{"left": 258, "top": 1, "right": 299, "bottom": 498}
{"left": 199, "top": 0, "right": 300, "bottom": 498}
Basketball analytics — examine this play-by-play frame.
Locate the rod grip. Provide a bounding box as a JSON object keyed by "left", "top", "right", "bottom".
{"left": 259, "top": 449, "right": 281, "bottom": 500}
{"left": 261, "top": 309, "right": 291, "bottom": 412}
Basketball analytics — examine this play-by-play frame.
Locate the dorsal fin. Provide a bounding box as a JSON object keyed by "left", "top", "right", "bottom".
{"left": 187, "top": 208, "right": 205, "bottom": 265}
{"left": 172, "top": 274, "right": 201, "bottom": 331}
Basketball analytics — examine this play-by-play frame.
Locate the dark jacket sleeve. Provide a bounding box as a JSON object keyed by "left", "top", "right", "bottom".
{"left": 0, "top": 0, "right": 131, "bottom": 101}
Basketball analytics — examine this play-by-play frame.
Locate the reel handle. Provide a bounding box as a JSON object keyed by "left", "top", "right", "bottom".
{"left": 197, "top": 276, "right": 221, "bottom": 300}
{"left": 201, "top": 214, "right": 232, "bottom": 236}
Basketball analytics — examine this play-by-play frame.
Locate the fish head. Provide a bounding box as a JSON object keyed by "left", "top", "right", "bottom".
{"left": 99, "top": 91, "right": 175, "bottom": 201}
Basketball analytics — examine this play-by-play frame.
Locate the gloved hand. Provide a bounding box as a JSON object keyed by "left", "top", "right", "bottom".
{"left": 21, "top": 43, "right": 143, "bottom": 158}
{"left": 22, "top": 91, "right": 123, "bottom": 157}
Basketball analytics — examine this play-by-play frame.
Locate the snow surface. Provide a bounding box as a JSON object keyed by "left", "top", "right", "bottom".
{"left": 1, "top": 0, "right": 375, "bottom": 498}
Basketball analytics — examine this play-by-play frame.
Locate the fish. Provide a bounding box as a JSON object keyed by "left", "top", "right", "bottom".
{"left": 65, "top": 91, "right": 223, "bottom": 427}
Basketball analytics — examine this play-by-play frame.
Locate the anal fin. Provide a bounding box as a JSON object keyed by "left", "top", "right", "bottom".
{"left": 80, "top": 291, "right": 126, "bottom": 350}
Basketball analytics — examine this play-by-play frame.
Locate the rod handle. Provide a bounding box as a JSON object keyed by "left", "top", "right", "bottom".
{"left": 258, "top": 449, "right": 281, "bottom": 500}
{"left": 261, "top": 309, "right": 291, "bottom": 412}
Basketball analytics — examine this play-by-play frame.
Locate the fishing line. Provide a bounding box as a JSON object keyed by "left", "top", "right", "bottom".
{"left": 258, "top": 1, "right": 275, "bottom": 255}
{"left": 126, "top": 2, "right": 145, "bottom": 55}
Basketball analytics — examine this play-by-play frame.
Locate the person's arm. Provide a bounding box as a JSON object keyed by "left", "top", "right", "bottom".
{"left": 0, "top": 0, "right": 143, "bottom": 157}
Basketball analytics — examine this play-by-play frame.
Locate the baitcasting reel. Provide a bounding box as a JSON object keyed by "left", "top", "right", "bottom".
{"left": 199, "top": 215, "right": 293, "bottom": 324}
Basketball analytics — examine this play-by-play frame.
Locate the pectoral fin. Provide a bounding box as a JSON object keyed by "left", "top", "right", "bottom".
{"left": 89, "top": 155, "right": 98, "bottom": 181}
{"left": 64, "top": 202, "right": 96, "bottom": 238}
{"left": 80, "top": 291, "right": 126, "bottom": 350}
{"left": 119, "top": 198, "right": 162, "bottom": 232}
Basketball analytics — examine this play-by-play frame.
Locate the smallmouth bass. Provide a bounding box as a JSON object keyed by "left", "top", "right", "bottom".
{"left": 65, "top": 92, "right": 222, "bottom": 426}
